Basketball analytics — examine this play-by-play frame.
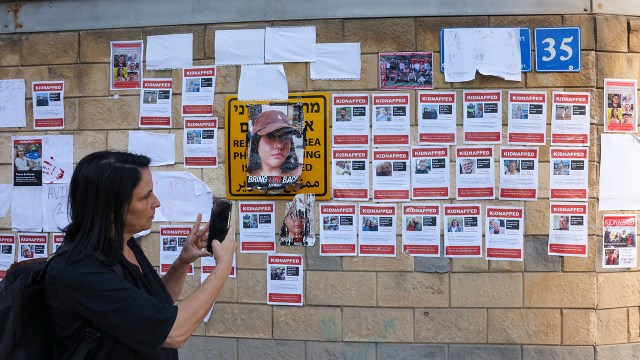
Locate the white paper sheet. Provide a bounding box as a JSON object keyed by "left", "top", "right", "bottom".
{"left": 0, "top": 184, "right": 11, "bottom": 217}
{"left": 146, "top": 33, "right": 193, "bottom": 70}
{"left": 310, "top": 43, "right": 361, "bottom": 80}
{"left": 151, "top": 171, "right": 212, "bottom": 222}
{"left": 265, "top": 26, "right": 316, "bottom": 63}
{"left": 128, "top": 131, "right": 176, "bottom": 166}
{"left": 238, "top": 64, "right": 288, "bottom": 101}
{"left": 443, "top": 28, "right": 521, "bottom": 82}
{"left": 42, "top": 183, "right": 70, "bottom": 232}
{"left": 11, "top": 186, "right": 43, "bottom": 232}
{"left": 215, "top": 29, "right": 265, "bottom": 65}
{"left": 42, "top": 135, "right": 73, "bottom": 184}
{"left": 0, "top": 79, "right": 26, "bottom": 128}
{"left": 600, "top": 134, "right": 640, "bottom": 210}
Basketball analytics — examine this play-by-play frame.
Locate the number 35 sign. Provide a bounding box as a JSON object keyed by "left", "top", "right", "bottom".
{"left": 535, "top": 27, "right": 581, "bottom": 72}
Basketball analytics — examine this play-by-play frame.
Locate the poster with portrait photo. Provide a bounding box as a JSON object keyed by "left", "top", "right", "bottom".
{"left": 358, "top": 204, "right": 396, "bottom": 257}
{"left": 604, "top": 79, "right": 637, "bottom": 133}
{"left": 602, "top": 214, "right": 637, "bottom": 268}
{"left": 181, "top": 66, "right": 216, "bottom": 116}
{"left": 245, "top": 104, "right": 304, "bottom": 193}
{"left": 184, "top": 117, "right": 218, "bottom": 168}
{"left": 402, "top": 204, "right": 441, "bottom": 257}
{"left": 110, "top": 40, "right": 143, "bottom": 90}
{"left": 13, "top": 137, "right": 42, "bottom": 186}
{"left": 455, "top": 146, "right": 495, "bottom": 200}
{"left": 0, "top": 234, "right": 15, "bottom": 279}
{"left": 507, "top": 91, "right": 547, "bottom": 145}
{"left": 159, "top": 226, "right": 194, "bottom": 275}
{"left": 411, "top": 146, "right": 450, "bottom": 199}
{"left": 372, "top": 149, "right": 410, "bottom": 202}
{"left": 417, "top": 91, "right": 457, "bottom": 145}
{"left": 379, "top": 51, "right": 433, "bottom": 90}
{"left": 32, "top": 81, "right": 65, "bottom": 130}
{"left": 463, "top": 90, "right": 502, "bottom": 144}
{"left": 549, "top": 202, "right": 588, "bottom": 257}
{"left": 319, "top": 203, "right": 357, "bottom": 256}
{"left": 18, "top": 233, "right": 48, "bottom": 262}
{"left": 238, "top": 201, "right": 276, "bottom": 253}
{"left": 139, "top": 78, "right": 173, "bottom": 128}
{"left": 332, "top": 94, "right": 370, "bottom": 147}
{"left": 267, "top": 253, "right": 303, "bottom": 306}
{"left": 499, "top": 147, "right": 539, "bottom": 201}
{"left": 443, "top": 204, "right": 482, "bottom": 258}
{"left": 52, "top": 233, "right": 64, "bottom": 253}
{"left": 549, "top": 147, "right": 588, "bottom": 201}
{"left": 280, "top": 194, "right": 315, "bottom": 247}
{"left": 485, "top": 206, "right": 524, "bottom": 261}
{"left": 371, "top": 93, "right": 410, "bottom": 146}
{"left": 551, "top": 92, "right": 590, "bottom": 146}
{"left": 331, "top": 148, "right": 369, "bottom": 200}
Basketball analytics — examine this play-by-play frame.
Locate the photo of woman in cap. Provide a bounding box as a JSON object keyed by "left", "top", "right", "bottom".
{"left": 247, "top": 110, "right": 303, "bottom": 178}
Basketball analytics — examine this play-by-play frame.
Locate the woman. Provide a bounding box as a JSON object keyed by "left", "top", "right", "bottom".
{"left": 406, "top": 218, "right": 416, "bottom": 231}
{"left": 247, "top": 110, "right": 302, "bottom": 177}
{"left": 362, "top": 218, "right": 372, "bottom": 231}
{"left": 609, "top": 108, "right": 621, "bottom": 123}
{"left": 448, "top": 219, "right": 462, "bottom": 232}
{"left": 114, "top": 67, "right": 127, "bottom": 82}
{"left": 14, "top": 145, "right": 34, "bottom": 171}
{"left": 45, "top": 151, "right": 236, "bottom": 359}
{"left": 279, "top": 205, "right": 311, "bottom": 246}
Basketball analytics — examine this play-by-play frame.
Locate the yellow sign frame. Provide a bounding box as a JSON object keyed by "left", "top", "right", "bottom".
{"left": 225, "top": 92, "right": 331, "bottom": 200}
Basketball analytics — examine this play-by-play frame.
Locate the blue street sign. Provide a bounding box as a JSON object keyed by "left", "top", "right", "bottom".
{"left": 534, "top": 27, "right": 581, "bottom": 72}
{"left": 440, "top": 28, "right": 532, "bottom": 73}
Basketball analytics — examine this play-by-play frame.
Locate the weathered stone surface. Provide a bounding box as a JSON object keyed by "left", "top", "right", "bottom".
{"left": 563, "top": 309, "right": 596, "bottom": 345}
{"left": 79, "top": 28, "right": 143, "bottom": 63}
{"left": 273, "top": 306, "right": 341, "bottom": 341}
{"left": 596, "top": 343, "right": 640, "bottom": 360}
{"left": 523, "top": 345, "right": 594, "bottom": 360}
{"left": 238, "top": 339, "right": 304, "bottom": 360}
{"left": 488, "top": 309, "right": 561, "bottom": 344}
{"left": 449, "top": 345, "right": 522, "bottom": 360}
{"left": 563, "top": 233, "right": 597, "bottom": 272}
{"left": 74, "top": 131, "right": 107, "bottom": 162}
{"left": 489, "top": 260, "right": 524, "bottom": 272}
{"left": 306, "top": 342, "right": 375, "bottom": 360}
{"left": 21, "top": 32, "right": 78, "bottom": 65}
{"left": 524, "top": 273, "right": 596, "bottom": 308}
{"left": 631, "top": 18, "right": 640, "bottom": 53}
{"left": 598, "top": 272, "right": 640, "bottom": 309}
{"left": 527, "top": 51, "right": 596, "bottom": 88}
{"left": 415, "top": 308, "right": 486, "bottom": 343}
{"left": 179, "top": 336, "right": 237, "bottom": 360}
{"left": 0, "top": 34, "right": 20, "bottom": 66}
{"left": 489, "top": 15, "right": 563, "bottom": 28}
{"left": 343, "top": 248, "right": 413, "bottom": 271}
{"left": 377, "top": 344, "right": 447, "bottom": 360}
{"left": 564, "top": 15, "right": 595, "bottom": 50}
{"left": 451, "top": 273, "right": 522, "bottom": 307}
{"left": 0, "top": 66, "right": 49, "bottom": 98}
{"left": 236, "top": 269, "right": 267, "bottom": 304}
{"left": 525, "top": 199, "right": 549, "bottom": 236}
{"left": 596, "top": 15, "right": 628, "bottom": 52}
{"left": 630, "top": 306, "right": 640, "bottom": 342}
{"left": 78, "top": 96, "right": 140, "bottom": 129}
{"left": 304, "top": 245, "right": 341, "bottom": 271}
{"left": 450, "top": 257, "right": 489, "bottom": 272}
{"left": 415, "top": 256, "right": 450, "bottom": 273}
{"left": 342, "top": 307, "right": 413, "bottom": 342}
{"left": 378, "top": 272, "right": 449, "bottom": 307}
{"left": 306, "top": 271, "right": 375, "bottom": 306}
{"left": 344, "top": 18, "right": 415, "bottom": 53}
{"left": 597, "top": 52, "right": 640, "bottom": 87}
{"left": 596, "top": 308, "right": 628, "bottom": 345}
{"left": 205, "top": 304, "right": 272, "bottom": 338}
{"left": 416, "top": 16, "right": 489, "bottom": 51}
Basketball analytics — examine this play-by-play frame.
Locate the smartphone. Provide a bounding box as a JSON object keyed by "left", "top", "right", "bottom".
{"left": 207, "top": 199, "right": 233, "bottom": 252}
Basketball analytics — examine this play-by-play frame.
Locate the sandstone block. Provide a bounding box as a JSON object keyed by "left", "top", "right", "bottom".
{"left": 597, "top": 53, "right": 640, "bottom": 86}
{"left": 21, "top": 32, "right": 78, "bottom": 65}
{"left": 238, "top": 339, "right": 304, "bottom": 360}
{"left": 563, "top": 309, "right": 596, "bottom": 345}
{"left": 523, "top": 345, "right": 594, "bottom": 360}
{"left": 79, "top": 29, "right": 143, "bottom": 63}
{"left": 0, "top": 34, "right": 20, "bottom": 66}
{"left": 598, "top": 272, "right": 640, "bottom": 308}
{"left": 415, "top": 308, "right": 486, "bottom": 343}
{"left": 306, "top": 342, "right": 375, "bottom": 360}
{"left": 415, "top": 256, "right": 450, "bottom": 273}
{"left": 451, "top": 273, "right": 522, "bottom": 307}
{"left": 450, "top": 257, "right": 489, "bottom": 272}
{"left": 304, "top": 245, "right": 341, "bottom": 271}
{"left": 378, "top": 272, "right": 449, "bottom": 307}
{"left": 596, "top": 344, "right": 640, "bottom": 360}
{"left": 489, "top": 260, "right": 524, "bottom": 272}
{"left": 377, "top": 344, "right": 447, "bottom": 360}
{"left": 449, "top": 345, "right": 521, "bottom": 360}
{"left": 342, "top": 307, "right": 413, "bottom": 342}
{"left": 631, "top": 18, "right": 640, "bottom": 52}
{"left": 236, "top": 252, "right": 267, "bottom": 270}
{"left": 596, "top": 15, "right": 628, "bottom": 52}
{"left": 563, "top": 234, "right": 597, "bottom": 272}
{"left": 74, "top": 131, "right": 107, "bottom": 162}
{"left": 236, "top": 269, "right": 267, "bottom": 304}
{"left": 525, "top": 199, "right": 549, "bottom": 235}
{"left": 179, "top": 336, "right": 237, "bottom": 360}
{"left": 488, "top": 309, "right": 561, "bottom": 344}
{"left": 596, "top": 308, "right": 628, "bottom": 345}
{"left": 76, "top": 64, "right": 111, "bottom": 97}
{"left": 205, "top": 303, "right": 272, "bottom": 338}
{"left": 78, "top": 96, "right": 140, "bottom": 129}
{"left": 0, "top": 66, "right": 49, "bottom": 98}
{"left": 526, "top": 51, "right": 596, "bottom": 88}
{"left": 273, "top": 306, "right": 341, "bottom": 341}
{"left": 524, "top": 273, "right": 596, "bottom": 308}
{"left": 490, "top": 15, "right": 562, "bottom": 28}
{"left": 563, "top": 15, "right": 595, "bottom": 50}
{"left": 344, "top": 18, "right": 415, "bottom": 53}
{"left": 306, "top": 271, "right": 375, "bottom": 306}
{"left": 630, "top": 307, "right": 640, "bottom": 342}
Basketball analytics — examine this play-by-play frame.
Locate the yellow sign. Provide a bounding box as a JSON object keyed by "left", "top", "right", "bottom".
{"left": 225, "top": 92, "right": 330, "bottom": 200}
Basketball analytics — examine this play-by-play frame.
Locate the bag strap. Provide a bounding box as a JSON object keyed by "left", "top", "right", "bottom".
{"left": 70, "top": 327, "right": 101, "bottom": 360}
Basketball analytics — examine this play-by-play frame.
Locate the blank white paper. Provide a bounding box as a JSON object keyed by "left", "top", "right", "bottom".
{"left": 600, "top": 134, "right": 640, "bottom": 210}
{"left": 310, "top": 43, "right": 361, "bottom": 80}
{"left": 0, "top": 79, "right": 26, "bottom": 128}
{"left": 443, "top": 28, "right": 521, "bottom": 82}
{"left": 128, "top": 131, "right": 176, "bottom": 166}
{"left": 151, "top": 171, "right": 212, "bottom": 222}
{"left": 0, "top": 184, "right": 11, "bottom": 217}
{"left": 238, "top": 64, "right": 288, "bottom": 101}
{"left": 265, "top": 26, "right": 316, "bottom": 63}
{"left": 146, "top": 33, "right": 193, "bottom": 70}
{"left": 215, "top": 29, "right": 265, "bottom": 65}
{"left": 11, "top": 186, "right": 43, "bottom": 232}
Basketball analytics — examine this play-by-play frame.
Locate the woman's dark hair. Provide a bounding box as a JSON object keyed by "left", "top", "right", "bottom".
{"left": 63, "top": 151, "right": 151, "bottom": 264}
{"left": 279, "top": 208, "right": 311, "bottom": 245}
{"left": 246, "top": 131, "right": 301, "bottom": 173}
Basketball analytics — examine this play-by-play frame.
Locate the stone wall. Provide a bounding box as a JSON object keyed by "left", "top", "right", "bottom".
{"left": 2, "top": 13, "right": 640, "bottom": 360}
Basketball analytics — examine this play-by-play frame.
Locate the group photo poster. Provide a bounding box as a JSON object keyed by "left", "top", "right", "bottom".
{"left": 331, "top": 94, "right": 370, "bottom": 147}
{"left": 110, "top": 40, "right": 143, "bottom": 90}
{"left": 331, "top": 148, "right": 369, "bottom": 201}
{"left": 417, "top": 91, "right": 457, "bottom": 145}
{"left": 603, "top": 214, "right": 637, "bottom": 268}
{"left": 401, "top": 204, "right": 441, "bottom": 257}
{"left": 604, "top": 78, "right": 637, "bottom": 133}
{"left": 379, "top": 51, "right": 433, "bottom": 90}
{"left": 410, "top": 146, "right": 450, "bottom": 199}
{"left": 507, "top": 91, "right": 547, "bottom": 145}
{"left": 371, "top": 93, "right": 411, "bottom": 147}
{"left": 499, "top": 147, "right": 539, "bottom": 201}
{"left": 319, "top": 203, "right": 358, "bottom": 256}
{"left": 463, "top": 90, "right": 502, "bottom": 144}
{"left": 551, "top": 92, "right": 590, "bottom": 146}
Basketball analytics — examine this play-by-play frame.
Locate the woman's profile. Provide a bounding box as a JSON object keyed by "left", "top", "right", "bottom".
{"left": 247, "top": 110, "right": 302, "bottom": 178}
{"left": 45, "top": 151, "right": 236, "bottom": 359}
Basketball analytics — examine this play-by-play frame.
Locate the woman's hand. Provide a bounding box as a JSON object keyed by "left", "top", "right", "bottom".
{"left": 177, "top": 213, "right": 211, "bottom": 265}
